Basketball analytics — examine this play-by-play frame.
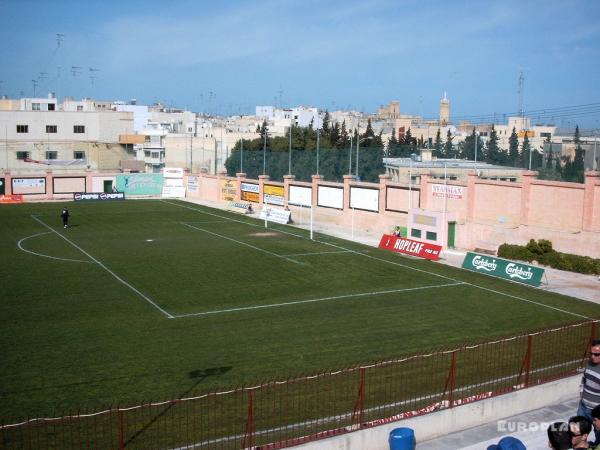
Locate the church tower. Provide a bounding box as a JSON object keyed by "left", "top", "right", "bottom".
{"left": 440, "top": 92, "right": 450, "bottom": 126}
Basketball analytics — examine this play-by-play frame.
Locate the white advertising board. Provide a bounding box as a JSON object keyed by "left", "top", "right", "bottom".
{"left": 317, "top": 185, "right": 343, "bottom": 209}
{"left": 162, "top": 186, "right": 186, "bottom": 198}
{"left": 350, "top": 187, "right": 379, "bottom": 212}
{"left": 187, "top": 176, "right": 199, "bottom": 193}
{"left": 241, "top": 182, "right": 259, "bottom": 193}
{"left": 289, "top": 185, "right": 312, "bottom": 207}
{"left": 259, "top": 207, "right": 291, "bottom": 224}
{"left": 432, "top": 184, "right": 464, "bottom": 199}
{"left": 163, "top": 167, "right": 184, "bottom": 178}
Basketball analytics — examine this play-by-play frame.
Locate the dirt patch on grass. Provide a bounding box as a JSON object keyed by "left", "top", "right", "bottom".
{"left": 249, "top": 232, "right": 279, "bottom": 237}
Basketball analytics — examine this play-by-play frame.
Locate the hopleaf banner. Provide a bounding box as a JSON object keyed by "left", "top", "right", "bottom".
{"left": 378, "top": 234, "right": 442, "bottom": 261}
{"left": 462, "top": 252, "right": 545, "bottom": 286}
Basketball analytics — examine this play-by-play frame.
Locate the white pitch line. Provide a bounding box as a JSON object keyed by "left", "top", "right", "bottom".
{"left": 162, "top": 200, "right": 591, "bottom": 320}
{"left": 18, "top": 232, "right": 92, "bottom": 263}
{"left": 282, "top": 250, "right": 352, "bottom": 257}
{"left": 30, "top": 215, "right": 174, "bottom": 319}
{"left": 171, "top": 282, "right": 465, "bottom": 318}
{"left": 181, "top": 222, "right": 303, "bottom": 265}
{"left": 464, "top": 283, "right": 592, "bottom": 319}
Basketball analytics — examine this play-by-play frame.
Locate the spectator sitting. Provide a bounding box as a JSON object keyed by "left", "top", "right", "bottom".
{"left": 247, "top": 204, "right": 253, "bottom": 214}
{"left": 589, "top": 405, "right": 600, "bottom": 448}
{"left": 569, "top": 415, "right": 592, "bottom": 448}
{"left": 486, "top": 436, "right": 527, "bottom": 450}
{"left": 547, "top": 421, "right": 573, "bottom": 450}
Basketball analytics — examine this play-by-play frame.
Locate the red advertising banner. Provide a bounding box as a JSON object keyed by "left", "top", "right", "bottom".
{"left": 378, "top": 234, "right": 442, "bottom": 261}
{"left": 0, "top": 194, "right": 24, "bottom": 204}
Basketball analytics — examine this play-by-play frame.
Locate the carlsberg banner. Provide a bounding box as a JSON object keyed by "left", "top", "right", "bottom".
{"left": 462, "top": 252, "right": 545, "bottom": 286}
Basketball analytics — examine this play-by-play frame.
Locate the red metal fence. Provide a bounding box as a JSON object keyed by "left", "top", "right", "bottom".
{"left": 1, "top": 320, "right": 596, "bottom": 449}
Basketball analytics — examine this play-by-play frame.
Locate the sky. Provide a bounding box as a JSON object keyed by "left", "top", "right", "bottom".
{"left": 1, "top": 0, "right": 599, "bottom": 129}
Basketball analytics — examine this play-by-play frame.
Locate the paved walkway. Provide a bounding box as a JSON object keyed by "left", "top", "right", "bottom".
{"left": 421, "top": 396, "right": 581, "bottom": 449}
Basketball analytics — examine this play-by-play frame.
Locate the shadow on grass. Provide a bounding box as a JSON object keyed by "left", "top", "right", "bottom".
{"left": 124, "top": 366, "right": 232, "bottom": 447}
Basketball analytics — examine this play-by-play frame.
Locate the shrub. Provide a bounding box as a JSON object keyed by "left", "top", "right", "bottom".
{"left": 526, "top": 239, "right": 543, "bottom": 255}
{"left": 497, "top": 244, "right": 534, "bottom": 262}
{"left": 497, "top": 239, "right": 600, "bottom": 275}
{"left": 538, "top": 239, "right": 553, "bottom": 254}
{"left": 567, "top": 255, "right": 597, "bottom": 275}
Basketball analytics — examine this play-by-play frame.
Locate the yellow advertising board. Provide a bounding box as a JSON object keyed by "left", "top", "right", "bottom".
{"left": 264, "top": 184, "right": 284, "bottom": 196}
{"left": 220, "top": 180, "right": 237, "bottom": 201}
{"left": 241, "top": 191, "right": 259, "bottom": 202}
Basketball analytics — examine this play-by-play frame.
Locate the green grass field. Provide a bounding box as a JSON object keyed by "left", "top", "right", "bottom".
{"left": 1, "top": 199, "right": 599, "bottom": 421}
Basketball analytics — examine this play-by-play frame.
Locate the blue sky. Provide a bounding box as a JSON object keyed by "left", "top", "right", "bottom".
{"left": 1, "top": 0, "right": 599, "bottom": 128}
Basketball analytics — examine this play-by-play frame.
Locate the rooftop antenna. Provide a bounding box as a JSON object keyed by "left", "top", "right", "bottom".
{"left": 89, "top": 67, "right": 99, "bottom": 88}
{"left": 56, "top": 33, "right": 64, "bottom": 47}
{"left": 71, "top": 66, "right": 81, "bottom": 77}
{"left": 32, "top": 79, "right": 38, "bottom": 97}
{"left": 518, "top": 70, "right": 525, "bottom": 118}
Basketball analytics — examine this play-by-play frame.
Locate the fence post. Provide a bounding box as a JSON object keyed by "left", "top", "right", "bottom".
{"left": 351, "top": 368, "right": 366, "bottom": 429}
{"left": 118, "top": 408, "right": 125, "bottom": 450}
{"left": 443, "top": 352, "right": 457, "bottom": 408}
{"left": 242, "top": 390, "right": 255, "bottom": 449}
{"left": 524, "top": 335, "right": 533, "bottom": 387}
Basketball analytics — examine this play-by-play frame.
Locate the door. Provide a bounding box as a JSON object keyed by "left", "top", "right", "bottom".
{"left": 447, "top": 222, "right": 456, "bottom": 248}
{"left": 103, "top": 180, "right": 113, "bottom": 193}
{"left": 0, "top": 178, "right": 4, "bottom": 195}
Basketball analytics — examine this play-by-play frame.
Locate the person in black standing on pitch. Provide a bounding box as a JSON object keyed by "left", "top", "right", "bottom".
{"left": 61, "top": 207, "right": 70, "bottom": 228}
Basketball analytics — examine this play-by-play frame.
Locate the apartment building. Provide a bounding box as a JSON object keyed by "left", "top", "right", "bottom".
{"left": 0, "top": 95, "right": 135, "bottom": 173}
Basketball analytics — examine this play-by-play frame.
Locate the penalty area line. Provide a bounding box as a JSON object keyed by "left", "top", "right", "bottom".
{"left": 181, "top": 222, "right": 303, "bottom": 265}
{"left": 30, "top": 215, "right": 174, "bottom": 319}
{"left": 171, "top": 282, "right": 466, "bottom": 319}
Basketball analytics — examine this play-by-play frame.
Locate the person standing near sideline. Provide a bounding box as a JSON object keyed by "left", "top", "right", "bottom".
{"left": 61, "top": 207, "right": 70, "bottom": 229}
{"left": 580, "top": 340, "right": 600, "bottom": 421}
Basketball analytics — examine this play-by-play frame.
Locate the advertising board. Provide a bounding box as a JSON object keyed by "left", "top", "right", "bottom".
{"left": 378, "top": 234, "right": 442, "bottom": 261}
{"left": 462, "top": 252, "right": 545, "bottom": 286}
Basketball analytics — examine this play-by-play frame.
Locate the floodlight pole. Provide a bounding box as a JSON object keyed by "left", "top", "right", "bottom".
{"left": 349, "top": 134, "right": 353, "bottom": 175}
{"left": 240, "top": 138, "right": 243, "bottom": 173}
{"left": 316, "top": 129, "right": 320, "bottom": 175}
{"left": 288, "top": 124, "right": 292, "bottom": 175}
{"left": 262, "top": 130, "right": 267, "bottom": 175}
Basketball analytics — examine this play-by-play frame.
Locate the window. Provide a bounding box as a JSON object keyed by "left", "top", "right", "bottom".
{"left": 46, "top": 125, "right": 57, "bottom": 133}
{"left": 32, "top": 103, "right": 41, "bottom": 111}
{"left": 77, "top": 105, "right": 83, "bottom": 111}
{"left": 46, "top": 151, "right": 57, "bottom": 160}
{"left": 426, "top": 231, "right": 437, "bottom": 241}
{"left": 47, "top": 103, "right": 55, "bottom": 111}
{"left": 73, "top": 125, "right": 85, "bottom": 134}
{"left": 73, "top": 151, "right": 85, "bottom": 160}
{"left": 151, "top": 151, "right": 160, "bottom": 158}
{"left": 16, "top": 125, "right": 28, "bottom": 133}
{"left": 16, "top": 151, "right": 30, "bottom": 160}
{"left": 411, "top": 228, "right": 422, "bottom": 238}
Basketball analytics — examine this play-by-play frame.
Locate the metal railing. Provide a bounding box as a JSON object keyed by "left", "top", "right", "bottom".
{"left": 1, "top": 320, "right": 595, "bottom": 449}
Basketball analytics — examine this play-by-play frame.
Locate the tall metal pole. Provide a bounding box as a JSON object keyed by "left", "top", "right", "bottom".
{"left": 262, "top": 128, "right": 267, "bottom": 175}
{"left": 288, "top": 124, "right": 292, "bottom": 175}
{"left": 474, "top": 130, "right": 478, "bottom": 163}
{"left": 316, "top": 128, "right": 320, "bottom": 175}
{"left": 349, "top": 134, "right": 353, "bottom": 175}
{"left": 240, "top": 138, "right": 243, "bottom": 173}
{"left": 356, "top": 126, "right": 360, "bottom": 178}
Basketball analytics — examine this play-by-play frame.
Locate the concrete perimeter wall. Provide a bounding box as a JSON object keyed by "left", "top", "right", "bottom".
{"left": 291, "top": 375, "right": 580, "bottom": 450}
{"left": 3, "top": 168, "right": 599, "bottom": 257}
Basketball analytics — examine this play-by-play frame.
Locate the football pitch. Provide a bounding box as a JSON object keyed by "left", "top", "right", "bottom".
{"left": 1, "top": 199, "right": 599, "bottom": 421}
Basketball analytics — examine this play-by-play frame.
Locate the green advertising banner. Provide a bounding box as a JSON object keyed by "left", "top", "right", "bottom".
{"left": 116, "top": 174, "right": 164, "bottom": 196}
{"left": 462, "top": 252, "right": 545, "bottom": 286}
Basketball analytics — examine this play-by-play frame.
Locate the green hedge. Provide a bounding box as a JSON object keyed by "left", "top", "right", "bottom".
{"left": 498, "top": 239, "right": 600, "bottom": 275}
